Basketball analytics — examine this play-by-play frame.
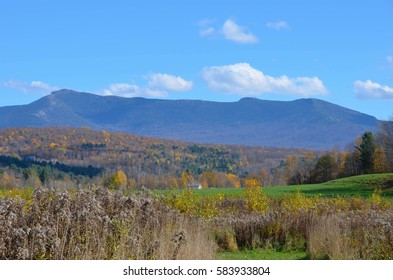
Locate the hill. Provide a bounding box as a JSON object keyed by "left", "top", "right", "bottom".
{"left": 0, "top": 89, "right": 379, "bottom": 149}
{"left": 0, "top": 127, "right": 309, "bottom": 188}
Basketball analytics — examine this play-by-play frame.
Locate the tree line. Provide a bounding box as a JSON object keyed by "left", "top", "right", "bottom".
{"left": 270, "top": 122, "right": 393, "bottom": 186}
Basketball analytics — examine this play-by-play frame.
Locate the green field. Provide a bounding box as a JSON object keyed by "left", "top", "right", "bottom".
{"left": 187, "top": 173, "right": 393, "bottom": 198}
{"left": 216, "top": 249, "right": 308, "bottom": 260}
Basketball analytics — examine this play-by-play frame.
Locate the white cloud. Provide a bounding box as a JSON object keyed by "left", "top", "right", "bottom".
{"left": 98, "top": 83, "right": 139, "bottom": 97}
{"left": 198, "top": 18, "right": 217, "bottom": 37}
{"left": 222, "top": 19, "right": 258, "bottom": 44}
{"left": 4, "top": 80, "right": 60, "bottom": 94}
{"left": 98, "top": 73, "right": 193, "bottom": 98}
{"left": 200, "top": 27, "right": 216, "bottom": 37}
{"left": 198, "top": 18, "right": 258, "bottom": 43}
{"left": 266, "top": 20, "right": 290, "bottom": 30}
{"left": 198, "top": 18, "right": 216, "bottom": 27}
{"left": 387, "top": 56, "right": 393, "bottom": 64}
{"left": 354, "top": 80, "right": 393, "bottom": 99}
{"left": 200, "top": 63, "right": 328, "bottom": 97}
{"left": 97, "top": 83, "right": 168, "bottom": 98}
{"left": 147, "top": 73, "right": 193, "bottom": 92}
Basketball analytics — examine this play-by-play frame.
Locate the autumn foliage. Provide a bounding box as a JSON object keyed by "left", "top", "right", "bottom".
{"left": 0, "top": 127, "right": 308, "bottom": 189}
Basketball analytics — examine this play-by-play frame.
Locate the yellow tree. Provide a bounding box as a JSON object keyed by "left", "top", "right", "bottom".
{"left": 199, "top": 172, "right": 217, "bottom": 188}
{"left": 115, "top": 170, "right": 127, "bottom": 187}
{"left": 226, "top": 173, "right": 241, "bottom": 188}
{"left": 285, "top": 154, "right": 296, "bottom": 174}
{"left": 181, "top": 171, "right": 192, "bottom": 189}
{"left": 105, "top": 170, "right": 127, "bottom": 190}
{"left": 373, "top": 147, "right": 389, "bottom": 173}
{"left": 338, "top": 151, "right": 349, "bottom": 175}
{"left": 244, "top": 176, "right": 259, "bottom": 188}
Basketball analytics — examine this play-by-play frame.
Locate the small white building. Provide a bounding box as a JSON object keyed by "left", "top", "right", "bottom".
{"left": 188, "top": 183, "right": 203, "bottom": 190}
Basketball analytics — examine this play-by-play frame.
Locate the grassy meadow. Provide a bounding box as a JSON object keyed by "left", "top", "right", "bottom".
{"left": 178, "top": 173, "right": 393, "bottom": 198}
{"left": 1, "top": 173, "right": 393, "bottom": 260}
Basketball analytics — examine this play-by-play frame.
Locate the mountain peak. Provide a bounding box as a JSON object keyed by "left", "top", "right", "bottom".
{"left": 51, "top": 89, "right": 80, "bottom": 95}
{"left": 238, "top": 97, "right": 261, "bottom": 102}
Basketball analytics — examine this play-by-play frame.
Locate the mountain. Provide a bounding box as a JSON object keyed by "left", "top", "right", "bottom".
{"left": 0, "top": 89, "right": 379, "bottom": 149}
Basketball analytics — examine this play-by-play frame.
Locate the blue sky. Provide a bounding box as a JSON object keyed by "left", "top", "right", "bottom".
{"left": 1, "top": 0, "right": 393, "bottom": 119}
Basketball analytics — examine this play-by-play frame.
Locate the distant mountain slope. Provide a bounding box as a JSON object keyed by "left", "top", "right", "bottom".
{"left": 0, "top": 89, "right": 379, "bottom": 149}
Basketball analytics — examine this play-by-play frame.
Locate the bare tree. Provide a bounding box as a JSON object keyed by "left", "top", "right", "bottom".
{"left": 376, "top": 117, "right": 393, "bottom": 171}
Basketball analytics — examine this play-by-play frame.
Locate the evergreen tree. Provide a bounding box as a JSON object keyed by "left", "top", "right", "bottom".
{"left": 356, "top": 131, "right": 376, "bottom": 174}
{"left": 312, "top": 154, "right": 336, "bottom": 183}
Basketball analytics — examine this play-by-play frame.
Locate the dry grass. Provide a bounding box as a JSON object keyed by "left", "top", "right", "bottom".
{"left": 0, "top": 187, "right": 215, "bottom": 260}
{"left": 2, "top": 186, "right": 393, "bottom": 260}
{"left": 307, "top": 210, "right": 393, "bottom": 259}
{"left": 307, "top": 214, "right": 354, "bottom": 259}
{"left": 211, "top": 206, "right": 393, "bottom": 259}
{"left": 204, "top": 189, "right": 393, "bottom": 259}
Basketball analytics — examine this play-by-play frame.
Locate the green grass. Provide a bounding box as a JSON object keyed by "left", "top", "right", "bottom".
{"left": 216, "top": 249, "right": 308, "bottom": 260}
{"left": 158, "top": 173, "right": 393, "bottom": 198}
{"left": 266, "top": 173, "right": 393, "bottom": 198}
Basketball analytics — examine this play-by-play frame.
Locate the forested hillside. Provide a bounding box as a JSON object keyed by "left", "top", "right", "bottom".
{"left": 0, "top": 127, "right": 309, "bottom": 189}
{"left": 1, "top": 124, "right": 391, "bottom": 190}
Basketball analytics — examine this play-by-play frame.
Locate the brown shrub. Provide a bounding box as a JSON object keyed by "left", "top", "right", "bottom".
{"left": 212, "top": 227, "right": 238, "bottom": 252}
{"left": 0, "top": 187, "right": 215, "bottom": 260}
{"left": 212, "top": 196, "right": 393, "bottom": 259}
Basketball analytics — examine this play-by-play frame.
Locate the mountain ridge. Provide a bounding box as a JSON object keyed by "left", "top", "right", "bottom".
{"left": 0, "top": 89, "right": 379, "bottom": 149}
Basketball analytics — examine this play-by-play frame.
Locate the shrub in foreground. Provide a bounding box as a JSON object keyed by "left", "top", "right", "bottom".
{"left": 0, "top": 187, "right": 215, "bottom": 260}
